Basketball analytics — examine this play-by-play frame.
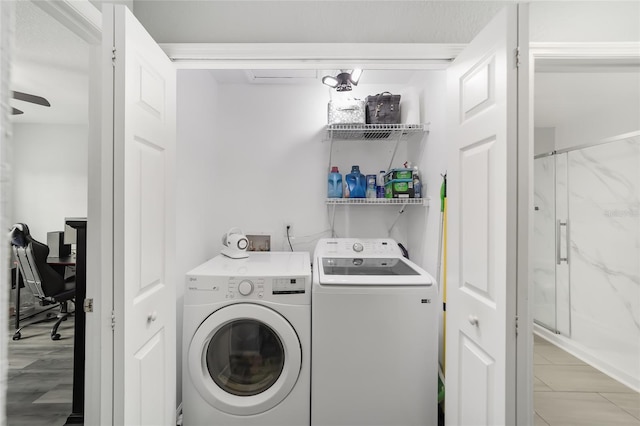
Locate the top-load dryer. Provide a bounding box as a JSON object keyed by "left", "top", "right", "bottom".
{"left": 183, "top": 252, "right": 311, "bottom": 426}
{"left": 311, "top": 238, "right": 438, "bottom": 426}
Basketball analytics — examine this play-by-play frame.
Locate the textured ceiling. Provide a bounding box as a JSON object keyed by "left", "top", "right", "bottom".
{"left": 11, "top": 1, "right": 640, "bottom": 128}
{"left": 132, "top": 1, "right": 508, "bottom": 44}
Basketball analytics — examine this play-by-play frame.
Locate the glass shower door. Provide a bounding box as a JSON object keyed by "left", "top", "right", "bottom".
{"left": 533, "top": 153, "right": 571, "bottom": 335}
{"left": 533, "top": 155, "right": 557, "bottom": 331}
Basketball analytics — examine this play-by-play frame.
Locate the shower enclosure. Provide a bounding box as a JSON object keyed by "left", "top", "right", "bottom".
{"left": 533, "top": 131, "right": 640, "bottom": 391}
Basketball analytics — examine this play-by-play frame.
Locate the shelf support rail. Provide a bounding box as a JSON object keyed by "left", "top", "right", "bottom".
{"left": 327, "top": 129, "right": 335, "bottom": 175}
{"left": 387, "top": 130, "right": 404, "bottom": 171}
{"left": 387, "top": 202, "right": 408, "bottom": 236}
{"left": 329, "top": 203, "right": 337, "bottom": 237}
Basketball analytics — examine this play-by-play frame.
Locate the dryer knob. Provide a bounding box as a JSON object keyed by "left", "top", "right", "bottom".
{"left": 353, "top": 242, "right": 364, "bottom": 252}
{"left": 238, "top": 280, "right": 254, "bottom": 296}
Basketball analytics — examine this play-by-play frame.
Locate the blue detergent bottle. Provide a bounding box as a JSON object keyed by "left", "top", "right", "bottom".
{"left": 346, "top": 165, "right": 366, "bottom": 198}
{"left": 328, "top": 166, "right": 343, "bottom": 198}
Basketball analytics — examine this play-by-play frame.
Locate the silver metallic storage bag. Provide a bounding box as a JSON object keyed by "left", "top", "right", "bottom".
{"left": 327, "top": 99, "right": 366, "bottom": 124}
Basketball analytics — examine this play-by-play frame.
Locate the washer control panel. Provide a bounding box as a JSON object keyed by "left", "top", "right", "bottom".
{"left": 315, "top": 238, "right": 401, "bottom": 257}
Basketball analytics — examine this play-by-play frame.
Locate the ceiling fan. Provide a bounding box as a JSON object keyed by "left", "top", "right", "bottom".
{"left": 11, "top": 91, "right": 51, "bottom": 115}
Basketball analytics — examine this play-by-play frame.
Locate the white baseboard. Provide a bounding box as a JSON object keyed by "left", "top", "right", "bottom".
{"left": 533, "top": 324, "right": 639, "bottom": 392}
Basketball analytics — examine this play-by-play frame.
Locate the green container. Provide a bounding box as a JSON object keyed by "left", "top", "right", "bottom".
{"left": 384, "top": 179, "right": 414, "bottom": 198}
{"left": 384, "top": 168, "right": 413, "bottom": 184}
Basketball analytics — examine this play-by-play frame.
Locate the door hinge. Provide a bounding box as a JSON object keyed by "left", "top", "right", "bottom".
{"left": 515, "top": 315, "right": 519, "bottom": 336}
{"left": 112, "top": 47, "right": 116, "bottom": 67}
{"left": 111, "top": 311, "right": 116, "bottom": 330}
{"left": 83, "top": 298, "right": 94, "bottom": 313}
{"left": 515, "top": 47, "right": 521, "bottom": 68}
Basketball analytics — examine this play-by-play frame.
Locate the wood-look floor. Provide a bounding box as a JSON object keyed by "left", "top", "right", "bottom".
{"left": 7, "top": 310, "right": 74, "bottom": 426}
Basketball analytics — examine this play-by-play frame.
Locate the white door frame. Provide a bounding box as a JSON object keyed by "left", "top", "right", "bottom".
{"left": 523, "top": 40, "right": 640, "bottom": 424}
{"left": 33, "top": 2, "right": 639, "bottom": 424}
{"left": 0, "top": 3, "right": 14, "bottom": 425}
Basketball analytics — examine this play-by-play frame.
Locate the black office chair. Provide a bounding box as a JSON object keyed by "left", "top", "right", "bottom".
{"left": 10, "top": 223, "right": 76, "bottom": 340}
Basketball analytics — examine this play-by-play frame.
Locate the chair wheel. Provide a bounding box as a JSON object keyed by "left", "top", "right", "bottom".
{"left": 12, "top": 332, "right": 21, "bottom": 341}
{"left": 51, "top": 333, "right": 61, "bottom": 341}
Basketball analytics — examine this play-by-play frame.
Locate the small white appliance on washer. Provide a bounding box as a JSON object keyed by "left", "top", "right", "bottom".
{"left": 312, "top": 238, "right": 438, "bottom": 426}
{"left": 183, "top": 252, "right": 311, "bottom": 426}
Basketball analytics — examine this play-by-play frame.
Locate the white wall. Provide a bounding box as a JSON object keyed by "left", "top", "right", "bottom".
{"left": 406, "top": 70, "right": 448, "bottom": 278}
{"left": 534, "top": 127, "right": 555, "bottom": 157}
{"left": 174, "top": 70, "right": 446, "bottom": 402}
{"left": 536, "top": 72, "right": 640, "bottom": 151}
{"left": 405, "top": 70, "right": 448, "bottom": 369}
{"left": 12, "top": 123, "right": 88, "bottom": 242}
{"left": 530, "top": 1, "right": 640, "bottom": 42}
{"left": 205, "top": 79, "right": 428, "bottom": 254}
{"left": 553, "top": 75, "right": 640, "bottom": 150}
{"left": 175, "top": 70, "right": 222, "bottom": 405}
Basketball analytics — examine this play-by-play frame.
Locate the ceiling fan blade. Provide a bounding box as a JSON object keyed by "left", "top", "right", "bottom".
{"left": 12, "top": 107, "right": 24, "bottom": 115}
{"left": 12, "top": 91, "right": 51, "bottom": 107}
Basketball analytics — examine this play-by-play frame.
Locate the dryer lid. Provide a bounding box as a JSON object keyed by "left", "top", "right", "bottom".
{"left": 187, "top": 251, "right": 310, "bottom": 278}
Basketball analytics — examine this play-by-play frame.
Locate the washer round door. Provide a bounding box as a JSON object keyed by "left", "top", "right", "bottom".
{"left": 188, "top": 303, "right": 302, "bottom": 415}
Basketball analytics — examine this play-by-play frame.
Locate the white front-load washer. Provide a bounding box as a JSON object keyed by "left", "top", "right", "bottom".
{"left": 311, "top": 238, "right": 438, "bottom": 426}
{"left": 183, "top": 252, "right": 311, "bottom": 426}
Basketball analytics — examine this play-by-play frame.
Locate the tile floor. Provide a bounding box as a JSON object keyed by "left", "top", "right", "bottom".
{"left": 534, "top": 334, "right": 640, "bottom": 426}
{"left": 6, "top": 321, "right": 640, "bottom": 426}
{"left": 6, "top": 311, "right": 74, "bottom": 426}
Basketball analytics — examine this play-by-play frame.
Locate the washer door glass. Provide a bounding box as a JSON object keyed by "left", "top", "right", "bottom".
{"left": 206, "top": 319, "right": 284, "bottom": 396}
{"left": 188, "top": 303, "right": 303, "bottom": 416}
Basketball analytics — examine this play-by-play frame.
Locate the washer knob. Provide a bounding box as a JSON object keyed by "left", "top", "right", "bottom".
{"left": 353, "top": 242, "right": 364, "bottom": 252}
{"left": 238, "top": 280, "right": 254, "bottom": 296}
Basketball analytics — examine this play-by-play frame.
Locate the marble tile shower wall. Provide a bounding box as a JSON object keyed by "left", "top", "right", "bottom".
{"left": 534, "top": 133, "right": 640, "bottom": 391}
{"left": 568, "top": 135, "right": 640, "bottom": 389}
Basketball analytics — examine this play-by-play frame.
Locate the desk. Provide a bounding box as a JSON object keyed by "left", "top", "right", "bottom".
{"left": 64, "top": 219, "right": 86, "bottom": 426}
{"left": 47, "top": 254, "right": 77, "bottom": 265}
{"left": 47, "top": 255, "right": 77, "bottom": 279}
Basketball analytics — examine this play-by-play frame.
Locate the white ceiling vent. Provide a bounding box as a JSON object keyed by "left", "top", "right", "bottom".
{"left": 244, "top": 69, "right": 319, "bottom": 84}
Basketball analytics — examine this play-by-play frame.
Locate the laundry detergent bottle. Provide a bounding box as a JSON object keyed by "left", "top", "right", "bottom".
{"left": 328, "top": 166, "right": 343, "bottom": 198}
{"left": 346, "top": 165, "right": 366, "bottom": 198}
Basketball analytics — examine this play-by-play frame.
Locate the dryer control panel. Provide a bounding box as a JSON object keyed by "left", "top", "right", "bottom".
{"left": 184, "top": 252, "right": 311, "bottom": 305}
{"left": 185, "top": 274, "right": 308, "bottom": 304}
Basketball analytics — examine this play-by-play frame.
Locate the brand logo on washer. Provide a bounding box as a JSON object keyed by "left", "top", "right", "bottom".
{"left": 421, "top": 299, "right": 431, "bottom": 304}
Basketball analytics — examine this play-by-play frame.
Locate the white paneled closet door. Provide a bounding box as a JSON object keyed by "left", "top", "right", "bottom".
{"left": 445, "top": 5, "right": 528, "bottom": 425}
{"left": 103, "top": 4, "right": 177, "bottom": 425}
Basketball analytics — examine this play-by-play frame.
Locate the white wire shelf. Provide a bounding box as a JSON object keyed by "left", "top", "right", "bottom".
{"left": 326, "top": 197, "right": 429, "bottom": 206}
{"left": 325, "top": 123, "right": 429, "bottom": 141}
